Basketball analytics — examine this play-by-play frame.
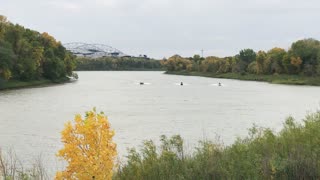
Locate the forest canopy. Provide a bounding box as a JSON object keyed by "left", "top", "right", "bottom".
{"left": 164, "top": 38, "right": 320, "bottom": 76}
{"left": 0, "top": 15, "right": 76, "bottom": 82}
{"left": 75, "top": 56, "right": 164, "bottom": 71}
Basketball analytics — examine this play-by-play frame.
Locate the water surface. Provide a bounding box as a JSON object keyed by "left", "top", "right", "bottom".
{"left": 0, "top": 71, "right": 319, "bottom": 172}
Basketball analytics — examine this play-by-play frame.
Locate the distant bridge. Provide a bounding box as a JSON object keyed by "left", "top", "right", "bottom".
{"left": 64, "top": 42, "right": 128, "bottom": 58}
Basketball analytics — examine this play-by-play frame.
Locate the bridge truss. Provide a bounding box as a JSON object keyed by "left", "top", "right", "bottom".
{"left": 64, "top": 42, "right": 127, "bottom": 58}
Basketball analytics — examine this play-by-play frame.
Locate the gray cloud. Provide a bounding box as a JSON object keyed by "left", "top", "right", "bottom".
{"left": 1, "top": 0, "right": 320, "bottom": 58}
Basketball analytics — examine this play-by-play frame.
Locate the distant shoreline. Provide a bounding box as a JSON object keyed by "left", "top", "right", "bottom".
{"left": 165, "top": 71, "right": 320, "bottom": 86}
{"left": 0, "top": 78, "right": 72, "bottom": 91}
{"left": 75, "top": 69, "right": 165, "bottom": 71}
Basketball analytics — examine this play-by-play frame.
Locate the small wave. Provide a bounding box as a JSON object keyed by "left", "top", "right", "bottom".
{"left": 135, "top": 82, "right": 151, "bottom": 85}
{"left": 174, "top": 83, "right": 189, "bottom": 86}
{"left": 210, "top": 83, "right": 224, "bottom": 86}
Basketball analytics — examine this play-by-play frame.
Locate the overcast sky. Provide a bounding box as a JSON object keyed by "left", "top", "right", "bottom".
{"left": 1, "top": 0, "right": 320, "bottom": 58}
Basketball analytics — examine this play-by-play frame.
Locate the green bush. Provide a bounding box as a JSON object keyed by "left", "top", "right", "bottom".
{"left": 115, "top": 112, "right": 320, "bottom": 180}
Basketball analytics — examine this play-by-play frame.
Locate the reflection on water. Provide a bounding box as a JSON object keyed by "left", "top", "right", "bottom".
{"left": 0, "top": 71, "right": 320, "bottom": 173}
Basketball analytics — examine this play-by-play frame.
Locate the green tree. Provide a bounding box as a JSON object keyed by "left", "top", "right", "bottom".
{"left": 232, "top": 55, "right": 247, "bottom": 73}
{"left": 0, "top": 40, "right": 14, "bottom": 80}
{"left": 290, "top": 38, "right": 320, "bottom": 76}
{"left": 235, "top": 49, "right": 257, "bottom": 73}
{"left": 0, "top": 15, "right": 76, "bottom": 82}
{"left": 239, "top": 49, "right": 256, "bottom": 64}
{"left": 14, "top": 39, "right": 38, "bottom": 80}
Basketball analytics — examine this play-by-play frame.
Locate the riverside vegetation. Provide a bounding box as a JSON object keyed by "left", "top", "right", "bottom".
{"left": 76, "top": 56, "right": 164, "bottom": 71}
{"left": 0, "top": 109, "right": 117, "bottom": 180}
{"left": 114, "top": 112, "right": 320, "bottom": 179}
{"left": 1, "top": 110, "right": 320, "bottom": 179}
{"left": 0, "top": 15, "right": 76, "bottom": 90}
{"left": 164, "top": 38, "right": 320, "bottom": 85}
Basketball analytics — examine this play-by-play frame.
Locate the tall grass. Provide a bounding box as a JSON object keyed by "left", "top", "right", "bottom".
{"left": 0, "top": 149, "right": 48, "bottom": 180}
{"left": 114, "top": 112, "right": 320, "bottom": 180}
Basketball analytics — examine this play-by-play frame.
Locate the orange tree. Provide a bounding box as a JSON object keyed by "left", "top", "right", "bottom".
{"left": 55, "top": 108, "right": 117, "bottom": 180}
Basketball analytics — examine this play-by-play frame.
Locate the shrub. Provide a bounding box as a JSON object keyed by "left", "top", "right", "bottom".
{"left": 115, "top": 112, "right": 320, "bottom": 179}
{"left": 56, "top": 108, "right": 117, "bottom": 180}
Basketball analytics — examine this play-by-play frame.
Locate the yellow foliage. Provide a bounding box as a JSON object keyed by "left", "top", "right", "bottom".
{"left": 32, "top": 47, "right": 44, "bottom": 67}
{"left": 256, "top": 51, "right": 267, "bottom": 74}
{"left": 55, "top": 109, "right": 117, "bottom": 180}
{"left": 290, "top": 56, "right": 302, "bottom": 68}
{"left": 41, "top": 32, "right": 59, "bottom": 48}
{"left": 3, "top": 69, "right": 11, "bottom": 80}
{"left": 165, "top": 55, "right": 192, "bottom": 71}
{"left": 267, "top": 47, "right": 285, "bottom": 54}
{"left": 0, "top": 15, "right": 8, "bottom": 23}
{"left": 186, "top": 64, "right": 193, "bottom": 71}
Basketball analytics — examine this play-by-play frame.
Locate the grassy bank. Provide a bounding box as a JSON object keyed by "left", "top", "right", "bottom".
{"left": 76, "top": 68, "right": 165, "bottom": 71}
{"left": 115, "top": 112, "right": 320, "bottom": 179}
{"left": 165, "top": 71, "right": 320, "bottom": 86}
{"left": 0, "top": 77, "right": 71, "bottom": 90}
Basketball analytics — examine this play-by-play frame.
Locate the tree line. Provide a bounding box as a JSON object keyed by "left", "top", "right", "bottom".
{"left": 0, "top": 15, "right": 76, "bottom": 83}
{"left": 76, "top": 56, "right": 164, "bottom": 71}
{"left": 164, "top": 38, "right": 320, "bottom": 76}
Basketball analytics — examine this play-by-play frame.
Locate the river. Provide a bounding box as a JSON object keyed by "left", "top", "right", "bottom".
{"left": 0, "top": 71, "right": 319, "bottom": 174}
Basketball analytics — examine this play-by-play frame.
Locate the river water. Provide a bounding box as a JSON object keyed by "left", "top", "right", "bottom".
{"left": 0, "top": 71, "right": 320, "bottom": 173}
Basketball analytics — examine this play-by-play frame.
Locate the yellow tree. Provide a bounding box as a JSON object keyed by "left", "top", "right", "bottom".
{"left": 55, "top": 109, "right": 117, "bottom": 180}
{"left": 290, "top": 56, "right": 302, "bottom": 73}
{"left": 256, "top": 51, "right": 267, "bottom": 74}
{"left": 0, "top": 15, "right": 8, "bottom": 39}
{"left": 41, "top": 32, "right": 59, "bottom": 48}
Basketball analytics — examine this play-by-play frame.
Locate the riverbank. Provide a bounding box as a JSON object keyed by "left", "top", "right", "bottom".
{"left": 0, "top": 77, "right": 71, "bottom": 90}
{"left": 165, "top": 71, "right": 320, "bottom": 86}
{"left": 76, "top": 68, "right": 165, "bottom": 71}
{"left": 75, "top": 56, "right": 164, "bottom": 71}
{"left": 3, "top": 111, "right": 320, "bottom": 179}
